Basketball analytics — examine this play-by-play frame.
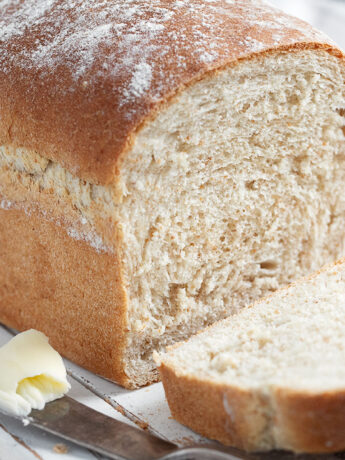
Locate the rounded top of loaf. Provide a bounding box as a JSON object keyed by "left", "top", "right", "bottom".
{"left": 0, "top": 0, "right": 342, "bottom": 184}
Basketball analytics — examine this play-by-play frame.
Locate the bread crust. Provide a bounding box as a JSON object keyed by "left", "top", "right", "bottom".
{"left": 158, "top": 363, "right": 269, "bottom": 451}
{"left": 273, "top": 388, "right": 345, "bottom": 453}
{"left": 0, "top": 0, "right": 343, "bottom": 184}
{"left": 0, "top": 206, "right": 131, "bottom": 387}
{"left": 159, "top": 363, "right": 345, "bottom": 453}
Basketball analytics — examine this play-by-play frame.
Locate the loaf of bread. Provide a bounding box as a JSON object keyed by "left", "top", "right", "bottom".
{"left": 156, "top": 258, "right": 345, "bottom": 453}
{"left": 0, "top": 0, "right": 345, "bottom": 388}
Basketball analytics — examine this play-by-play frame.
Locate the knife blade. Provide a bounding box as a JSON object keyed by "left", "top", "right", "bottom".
{"left": 26, "top": 395, "right": 176, "bottom": 460}
{"left": 1, "top": 396, "right": 246, "bottom": 460}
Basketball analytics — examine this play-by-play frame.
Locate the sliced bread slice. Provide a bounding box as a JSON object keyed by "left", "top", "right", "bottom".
{"left": 155, "top": 259, "right": 345, "bottom": 453}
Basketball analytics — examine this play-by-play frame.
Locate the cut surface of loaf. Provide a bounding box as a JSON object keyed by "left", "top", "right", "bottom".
{"left": 156, "top": 259, "right": 345, "bottom": 453}
{"left": 0, "top": 0, "right": 345, "bottom": 388}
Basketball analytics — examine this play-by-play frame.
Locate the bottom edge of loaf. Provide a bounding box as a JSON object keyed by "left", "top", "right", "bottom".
{"left": 158, "top": 363, "right": 345, "bottom": 454}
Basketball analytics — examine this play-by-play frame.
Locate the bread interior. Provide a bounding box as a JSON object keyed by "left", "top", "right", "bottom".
{"left": 120, "top": 50, "right": 345, "bottom": 385}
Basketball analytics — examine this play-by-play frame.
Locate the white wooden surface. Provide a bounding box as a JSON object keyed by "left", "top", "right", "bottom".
{"left": 1, "top": 1, "right": 345, "bottom": 458}
{"left": 0, "top": 324, "right": 205, "bottom": 459}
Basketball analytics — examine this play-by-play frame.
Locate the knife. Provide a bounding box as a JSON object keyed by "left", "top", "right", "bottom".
{"left": 1, "top": 395, "right": 250, "bottom": 460}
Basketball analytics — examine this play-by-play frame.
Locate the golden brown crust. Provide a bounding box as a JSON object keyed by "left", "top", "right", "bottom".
{"left": 159, "top": 363, "right": 345, "bottom": 453}
{"left": 0, "top": 0, "right": 343, "bottom": 184}
{"left": 158, "top": 363, "right": 269, "bottom": 451}
{"left": 273, "top": 388, "right": 345, "bottom": 453}
{"left": 0, "top": 206, "right": 131, "bottom": 387}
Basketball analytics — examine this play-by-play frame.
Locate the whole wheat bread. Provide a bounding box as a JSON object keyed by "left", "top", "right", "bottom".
{"left": 0, "top": 0, "right": 345, "bottom": 387}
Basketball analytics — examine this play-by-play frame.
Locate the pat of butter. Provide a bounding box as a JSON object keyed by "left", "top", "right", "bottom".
{"left": 0, "top": 329, "right": 70, "bottom": 417}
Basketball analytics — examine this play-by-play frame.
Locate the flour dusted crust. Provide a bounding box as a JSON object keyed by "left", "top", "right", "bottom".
{"left": 0, "top": 0, "right": 342, "bottom": 184}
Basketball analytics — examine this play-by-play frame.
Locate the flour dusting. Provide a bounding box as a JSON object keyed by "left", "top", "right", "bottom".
{"left": 0, "top": 197, "right": 109, "bottom": 253}
{"left": 0, "top": 199, "right": 13, "bottom": 210}
{"left": 66, "top": 226, "right": 110, "bottom": 254}
{"left": 124, "top": 63, "right": 153, "bottom": 102}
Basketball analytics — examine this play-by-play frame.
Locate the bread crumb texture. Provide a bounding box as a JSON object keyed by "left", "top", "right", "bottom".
{"left": 163, "top": 263, "right": 345, "bottom": 389}
{"left": 53, "top": 443, "right": 69, "bottom": 454}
